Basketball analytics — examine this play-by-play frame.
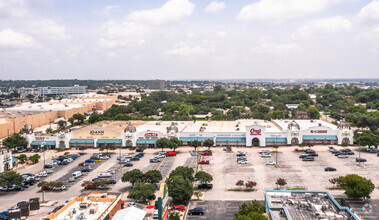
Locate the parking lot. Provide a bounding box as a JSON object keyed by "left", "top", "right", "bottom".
{"left": 3, "top": 146, "right": 379, "bottom": 219}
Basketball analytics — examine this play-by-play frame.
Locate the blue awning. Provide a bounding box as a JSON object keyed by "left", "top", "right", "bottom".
{"left": 179, "top": 137, "right": 213, "bottom": 142}
{"left": 216, "top": 137, "right": 246, "bottom": 142}
{"left": 31, "top": 141, "right": 56, "bottom": 146}
{"left": 136, "top": 139, "right": 157, "bottom": 144}
{"left": 302, "top": 135, "right": 338, "bottom": 141}
{"left": 266, "top": 138, "right": 287, "bottom": 143}
{"left": 69, "top": 139, "right": 94, "bottom": 144}
{"left": 97, "top": 139, "right": 122, "bottom": 144}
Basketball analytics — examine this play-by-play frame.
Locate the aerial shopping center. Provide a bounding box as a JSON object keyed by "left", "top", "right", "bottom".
{"left": 24, "top": 119, "right": 353, "bottom": 149}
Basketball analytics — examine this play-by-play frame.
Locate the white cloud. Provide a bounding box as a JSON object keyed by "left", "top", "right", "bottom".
{"left": 127, "top": 0, "right": 195, "bottom": 25}
{"left": 101, "top": 5, "right": 120, "bottom": 15}
{"left": 99, "top": 21, "right": 149, "bottom": 49}
{"left": 204, "top": 1, "right": 225, "bottom": 13}
{"left": 217, "top": 31, "right": 226, "bottom": 37}
{"left": 237, "top": 0, "right": 340, "bottom": 21}
{"left": 0, "top": 0, "right": 28, "bottom": 18}
{"left": 358, "top": 0, "right": 379, "bottom": 21}
{"left": 0, "top": 28, "right": 35, "bottom": 49}
{"left": 295, "top": 16, "right": 352, "bottom": 37}
{"left": 25, "top": 19, "right": 71, "bottom": 40}
{"left": 251, "top": 42, "right": 302, "bottom": 55}
{"left": 165, "top": 42, "right": 214, "bottom": 56}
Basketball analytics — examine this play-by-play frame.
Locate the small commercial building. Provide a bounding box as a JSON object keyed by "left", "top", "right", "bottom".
{"left": 264, "top": 190, "right": 360, "bottom": 220}
{"left": 112, "top": 206, "right": 147, "bottom": 220}
{"left": 44, "top": 192, "right": 121, "bottom": 220}
{"left": 0, "top": 147, "right": 13, "bottom": 173}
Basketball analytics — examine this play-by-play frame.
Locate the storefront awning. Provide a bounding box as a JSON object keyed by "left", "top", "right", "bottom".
{"left": 136, "top": 139, "right": 157, "bottom": 144}
{"left": 265, "top": 138, "right": 287, "bottom": 143}
{"left": 97, "top": 139, "right": 122, "bottom": 144}
{"left": 216, "top": 137, "right": 246, "bottom": 142}
{"left": 31, "top": 141, "right": 56, "bottom": 146}
{"left": 302, "top": 135, "right": 338, "bottom": 141}
{"left": 179, "top": 137, "right": 213, "bottom": 142}
{"left": 69, "top": 139, "right": 94, "bottom": 144}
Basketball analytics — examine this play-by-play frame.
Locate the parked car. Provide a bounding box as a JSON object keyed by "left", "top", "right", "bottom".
{"left": 136, "top": 153, "right": 144, "bottom": 158}
{"left": 78, "top": 162, "right": 89, "bottom": 166}
{"left": 188, "top": 207, "right": 205, "bottom": 216}
{"left": 150, "top": 158, "right": 160, "bottom": 163}
{"left": 131, "top": 157, "right": 140, "bottom": 161}
{"left": 367, "top": 148, "right": 379, "bottom": 153}
{"left": 100, "top": 156, "right": 109, "bottom": 160}
{"left": 305, "top": 149, "right": 315, "bottom": 154}
{"left": 53, "top": 185, "right": 66, "bottom": 191}
{"left": 337, "top": 154, "right": 348, "bottom": 158}
{"left": 45, "top": 169, "right": 53, "bottom": 174}
{"left": 237, "top": 160, "right": 247, "bottom": 164}
{"left": 124, "top": 163, "right": 133, "bottom": 167}
{"left": 259, "top": 150, "right": 270, "bottom": 154}
{"left": 201, "top": 151, "right": 212, "bottom": 156}
{"left": 44, "top": 164, "right": 53, "bottom": 169}
{"left": 198, "top": 183, "right": 213, "bottom": 189}
{"left": 356, "top": 158, "right": 367, "bottom": 162}
{"left": 329, "top": 149, "right": 338, "bottom": 153}
{"left": 166, "top": 152, "right": 177, "bottom": 156}
{"left": 346, "top": 151, "right": 355, "bottom": 155}
{"left": 341, "top": 149, "right": 351, "bottom": 153}
{"left": 42, "top": 185, "right": 53, "bottom": 190}
{"left": 325, "top": 167, "right": 337, "bottom": 172}
{"left": 299, "top": 154, "right": 308, "bottom": 158}
{"left": 302, "top": 157, "right": 315, "bottom": 161}
{"left": 261, "top": 154, "right": 271, "bottom": 158}
{"left": 199, "top": 160, "right": 210, "bottom": 164}
{"left": 92, "top": 178, "right": 102, "bottom": 182}
{"left": 190, "top": 151, "right": 200, "bottom": 156}
{"left": 81, "top": 167, "right": 91, "bottom": 172}
{"left": 136, "top": 148, "right": 143, "bottom": 152}
{"left": 109, "top": 179, "right": 116, "bottom": 184}
{"left": 37, "top": 171, "right": 47, "bottom": 177}
{"left": 85, "top": 159, "right": 94, "bottom": 163}
{"left": 72, "top": 171, "right": 83, "bottom": 179}
{"left": 170, "top": 205, "right": 185, "bottom": 212}
{"left": 307, "top": 152, "right": 318, "bottom": 157}
{"left": 98, "top": 173, "right": 112, "bottom": 178}
{"left": 266, "top": 161, "right": 276, "bottom": 165}
{"left": 94, "top": 159, "right": 101, "bottom": 163}
{"left": 85, "top": 184, "right": 97, "bottom": 189}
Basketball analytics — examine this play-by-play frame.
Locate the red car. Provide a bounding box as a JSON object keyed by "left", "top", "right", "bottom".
{"left": 201, "top": 151, "right": 212, "bottom": 156}
{"left": 166, "top": 152, "right": 177, "bottom": 156}
{"left": 85, "top": 184, "right": 97, "bottom": 189}
{"left": 170, "top": 205, "right": 185, "bottom": 212}
{"left": 78, "top": 162, "right": 89, "bottom": 166}
{"left": 199, "top": 160, "right": 210, "bottom": 164}
{"left": 43, "top": 185, "right": 53, "bottom": 190}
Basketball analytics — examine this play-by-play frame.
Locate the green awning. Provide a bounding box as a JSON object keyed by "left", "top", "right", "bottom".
{"left": 31, "top": 141, "right": 56, "bottom": 146}
{"left": 302, "top": 135, "right": 338, "bottom": 141}
{"left": 216, "top": 137, "right": 246, "bottom": 142}
{"left": 266, "top": 138, "right": 287, "bottom": 143}
{"left": 136, "top": 139, "right": 157, "bottom": 144}
{"left": 179, "top": 137, "right": 213, "bottom": 142}
{"left": 69, "top": 139, "right": 94, "bottom": 144}
{"left": 97, "top": 139, "right": 122, "bottom": 144}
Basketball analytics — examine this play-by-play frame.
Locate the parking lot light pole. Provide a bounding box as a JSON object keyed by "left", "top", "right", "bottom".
{"left": 357, "top": 131, "right": 362, "bottom": 166}
{"left": 273, "top": 135, "right": 279, "bottom": 168}
{"left": 119, "top": 147, "right": 122, "bottom": 169}
{"left": 41, "top": 143, "right": 46, "bottom": 171}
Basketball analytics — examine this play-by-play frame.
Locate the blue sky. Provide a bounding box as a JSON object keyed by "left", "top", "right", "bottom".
{"left": 0, "top": 0, "right": 378, "bottom": 80}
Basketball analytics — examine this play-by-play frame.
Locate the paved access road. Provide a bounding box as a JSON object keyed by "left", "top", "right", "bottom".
{"left": 187, "top": 200, "right": 248, "bottom": 220}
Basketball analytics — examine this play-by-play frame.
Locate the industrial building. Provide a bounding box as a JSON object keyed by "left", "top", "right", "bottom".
{"left": 148, "top": 80, "right": 166, "bottom": 89}
{"left": 44, "top": 192, "right": 122, "bottom": 220}
{"left": 25, "top": 119, "right": 353, "bottom": 149}
{"left": 264, "top": 190, "right": 360, "bottom": 220}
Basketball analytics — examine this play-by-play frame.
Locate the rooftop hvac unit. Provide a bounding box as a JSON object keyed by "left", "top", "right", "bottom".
{"left": 318, "top": 123, "right": 322, "bottom": 126}
{"left": 236, "top": 128, "right": 239, "bottom": 131}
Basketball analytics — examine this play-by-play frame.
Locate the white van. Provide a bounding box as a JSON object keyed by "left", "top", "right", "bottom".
{"left": 98, "top": 173, "right": 112, "bottom": 178}
{"left": 153, "top": 210, "right": 158, "bottom": 219}
{"left": 72, "top": 171, "right": 82, "bottom": 179}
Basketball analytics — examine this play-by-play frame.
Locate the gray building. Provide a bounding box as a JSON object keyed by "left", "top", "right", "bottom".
{"left": 38, "top": 85, "right": 86, "bottom": 96}
{"left": 148, "top": 80, "right": 166, "bottom": 89}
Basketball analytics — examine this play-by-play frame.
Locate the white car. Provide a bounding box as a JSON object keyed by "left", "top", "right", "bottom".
{"left": 67, "top": 158, "right": 73, "bottom": 163}
{"left": 338, "top": 154, "right": 348, "bottom": 158}
{"left": 261, "top": 154, "right": 271, "bottom": 158}
{"left": 53, "top": 185, "right": 66, "bottom": 191}
{"left": 238, "top": 160, "right": 248, "bottom": 164}
{"left": 259, "top": 150, "right": 270, "bottom": 154}
{"left": 37, "top": 171, "right": 47, "bottom": 177}
{"left": 100, "top": 156, "right": 109, "bottom": 160}
{"left": 128, "top": 202, "right": 137, "bottom": 207}
{"left": 46, "top": 169, "right": 53, "bottom": 174}
{"left": 190, "top": 151, "right": 200, "bottom": 156}
{"left": 266, "top": 161, "right": 276, "bottom": 165}
{"left": 107, "top": 169, "right": 116, "bottom": 174}
{"left": 156, "top": 154, "right": 165, "bottom": 158}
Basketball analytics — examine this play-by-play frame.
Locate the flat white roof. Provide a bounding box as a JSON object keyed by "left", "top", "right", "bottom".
{"left": 54, "top": 200, "right": 112, "bottom": 220}
{"left": 274, "top": 119, "right": 337, "bottom": 131}
{"left": 112, "top": 207, "right": 147, "bottom": 220}
{"left": 7, "top": 103, "right": 85, "bottom": 112}
{"left": 181, "top": 120, "right": 282, "bottom": 133}
{"left": 136, "top": 121, "right": 190, "bottom": 134}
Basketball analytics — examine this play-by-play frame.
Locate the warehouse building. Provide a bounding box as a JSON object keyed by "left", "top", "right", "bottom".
{"left": 25, "top": 119, "right": 353, "bottom": 149}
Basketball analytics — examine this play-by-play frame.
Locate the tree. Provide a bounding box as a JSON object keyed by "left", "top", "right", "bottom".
{"left": 308, "top": 107, "right": 320, "bottom": 119}
{"left": 68, "top": 117, "right": 75, "bottom": 126}
{"left": 0, "top": 171, "right": 23, "bottom": 188}
{"left": 169, "top": 137, "right": 182, "bottom": 152}
{"left": 272, "top": 110, "right": 285, "bottom": 119}
{"left": 337, "top": 174, "right": 375, "bottom": 199}
{"left": 168, "top": 212, "right": 180, "bottom": 220}
{"left": 193, "top": 191, "right": 203, "bottom": 200}
{"left": 245, "top": 181, "right": 257, "bottom": 189}
{"left": 191, "top": 140, "right": 201, "bottom": 151}
{"left": 156, "top": 138, "right": 170, "bottom": 151}
{"left": 234, "top": 200, "right": 267, "bottom": 220}
{"left": 194, "top": 171, "right": 213, "bottom": 183}
{"left": 166, "top": 175, "right": 193, "bottom": 204}
{"left": 129, "top": 182, "right": 156, "bottom": 202}
{"left": 144, "top": 170, "right": 162, "bottom": 183}
{"left": 57, "top": 120, "right": 67, "bottom": 129}
{"left": 169, "top": 166, "right": 194, "bottom": 181}
{"left": 17, "top": 154, "right": 27, "bottom": 162}
{"left": 122, "top": 169, "right": 143, "bottom": 186}
{"left": 276, "top": 178, "right": 287, "bottom": 189}
{"left": 3, "top": 133, "right": 28, "bottom": 149}
{"left": 329, "top": 177, "right": 339, "bottom": 189}
{"left": 236, "top": 180, "right": 244, "bottom": 188}
{"left": 46, "top": 128, "right": 53, "bottom": 134}
{"left": 203, "top": 139, "right": 214, "bottom": 150}
{"left": 30, "top": 154, "right": 41, "bottom": 163}
{"left": 73, "top": 113, "right": 86, "bottom": 124}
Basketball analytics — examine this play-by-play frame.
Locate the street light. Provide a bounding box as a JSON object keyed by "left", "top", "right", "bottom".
{"left": 273, "top": 135, "right": 280, "bottom": 168}
{"left": 119, "top": 146, "right": 122, "bottom": 169}
{"left": 357, "top": 131, "right": 362, "bottom": 166}
{"left": 41, "top": 142, "right": 46, "bottom": 202}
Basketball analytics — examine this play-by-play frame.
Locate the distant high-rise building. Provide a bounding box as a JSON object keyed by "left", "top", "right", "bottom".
{"left": 148, "top": 80, "right": 166, "bottom": 89}
{"left": 38, "top": 85, "right": 86, "bottom": 96}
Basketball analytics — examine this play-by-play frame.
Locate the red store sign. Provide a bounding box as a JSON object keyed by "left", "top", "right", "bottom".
{"left": 250, "top": 128, "right": 262, "bottom": 135}
{"left": 145, "top": 132, "right": 158, "bottom": 137}
{"left": 310, "top": 130, "right": 327, "bottom": 133}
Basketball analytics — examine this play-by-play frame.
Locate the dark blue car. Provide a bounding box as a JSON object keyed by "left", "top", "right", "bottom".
{"left": 85, "top": 159, "right": 95, "bottom": 163}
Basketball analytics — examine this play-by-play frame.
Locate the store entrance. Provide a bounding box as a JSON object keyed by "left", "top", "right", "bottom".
{"left": 252, "top": 138, "right": 260, "bottom": 147}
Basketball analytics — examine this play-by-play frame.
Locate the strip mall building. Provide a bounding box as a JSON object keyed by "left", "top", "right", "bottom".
{"left": 25, "top": 119, "right": 353, "bottom": 149}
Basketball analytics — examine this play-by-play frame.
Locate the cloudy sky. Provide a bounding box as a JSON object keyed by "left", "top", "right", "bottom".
{"left": 0, "top": 0, "right": 379, "bottom": 80}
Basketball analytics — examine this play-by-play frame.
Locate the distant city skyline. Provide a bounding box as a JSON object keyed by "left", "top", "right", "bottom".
{"left": 1, "top": 0, "right": 379, "bottom": 80}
